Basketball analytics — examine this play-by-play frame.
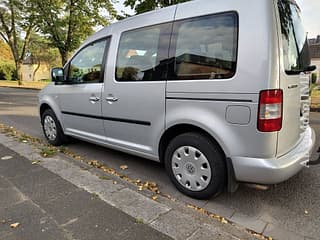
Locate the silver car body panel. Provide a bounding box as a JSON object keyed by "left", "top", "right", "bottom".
{"left": 38, "top": 0, "right": 316, "bottom": 185}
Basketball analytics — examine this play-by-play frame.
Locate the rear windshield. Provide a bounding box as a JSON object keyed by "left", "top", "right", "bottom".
{"left": 278, "top": 0, "right": 311, "bottom": 74}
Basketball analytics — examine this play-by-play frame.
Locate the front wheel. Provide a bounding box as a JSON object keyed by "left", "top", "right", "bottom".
{"left": 164, "top": 132, "right": 226, "bottom": 199}
{"left": 41, "top": 109, "right": 67, "bottom": 146}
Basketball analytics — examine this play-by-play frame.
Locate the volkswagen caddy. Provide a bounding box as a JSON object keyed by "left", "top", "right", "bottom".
{"left": 39, "top": 0, "right": 317, "bottom": 199}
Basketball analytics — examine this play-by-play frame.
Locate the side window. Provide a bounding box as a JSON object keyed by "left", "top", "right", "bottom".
{"left": 116, "top": 24, "right": 171, "bottom": 82}
{"left": 170, "top": 13, "right": 238, "bottom": 80}
{"left": 67, "top": 39, "right": 108, "bottom": 84}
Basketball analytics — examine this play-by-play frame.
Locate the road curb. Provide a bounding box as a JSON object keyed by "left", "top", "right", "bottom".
{"left": 0, "top": 132, "right": 259, "bottom": 240}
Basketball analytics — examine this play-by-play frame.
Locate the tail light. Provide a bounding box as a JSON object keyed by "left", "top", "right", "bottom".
{"left": 258, "top": 89, "right": 283, "bottom": 132}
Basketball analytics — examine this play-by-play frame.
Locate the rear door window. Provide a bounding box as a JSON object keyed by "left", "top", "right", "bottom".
{"left": 278, "top": 0, "right": 311, "bottom": 74}
{"left": 169, "top": 12, "right": 238, "bottom": 80}
{"left": 116, "top": 23, "right": 172, "bottom": 82}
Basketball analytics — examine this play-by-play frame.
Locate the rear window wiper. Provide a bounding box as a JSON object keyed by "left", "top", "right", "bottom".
{"left": 285, "top": 65, "right": 316, "bottom": 75}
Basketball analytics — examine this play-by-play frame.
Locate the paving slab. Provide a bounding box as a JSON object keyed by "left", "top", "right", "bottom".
{"left": 109, "top": 188, "right": 171, "bottom": 223}
{"left": 0, "top": 200, "right": 68, "bottom": 240}
{"left": 150, "top": 210, "right": 202, "bottom": 240}
{"left": 230, "top": 212, "right": 267, "bottom": 234}
{"left": 187, "top": 224, "right": 238, "bottom": 240}
{"left": 263, "top": 223, "right": 304, "bottom": 240}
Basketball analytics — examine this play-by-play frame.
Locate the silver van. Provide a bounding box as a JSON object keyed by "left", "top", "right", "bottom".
{"left": 38, "top": 0, "right": 317, "bottom": 199}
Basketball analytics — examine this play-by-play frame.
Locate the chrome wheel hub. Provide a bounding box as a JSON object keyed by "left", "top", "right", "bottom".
{"left": 172, "top": 146, "right": 211, "bottom": 192}
{"left": 43, "top": 115, "right": 57, "bottom": 141}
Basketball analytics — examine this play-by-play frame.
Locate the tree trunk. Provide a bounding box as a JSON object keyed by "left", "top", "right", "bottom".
{"left": 33, "top": 60, "right": 41, "bottom": 82}
{"left": 15, "top": 61, "right": 23, "bottom": 85}
{"left": 59, "top": 49, "right": 68, "bottom": 66}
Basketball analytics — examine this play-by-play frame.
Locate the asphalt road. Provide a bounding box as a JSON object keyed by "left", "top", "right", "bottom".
{"left": 1, "top": 87, "right": 320, "bottom": 239}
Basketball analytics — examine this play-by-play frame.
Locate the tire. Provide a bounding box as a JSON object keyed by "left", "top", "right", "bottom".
{"left": 41, "top": 109, "right": 67, "bottom": 146}
{"left": 164, "top": 132, "right": 226, "bottom": 199}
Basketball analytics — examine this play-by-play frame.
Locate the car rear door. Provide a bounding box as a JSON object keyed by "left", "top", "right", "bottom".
{"left": 277, "top": 0, "right": 312, "bottom": 156}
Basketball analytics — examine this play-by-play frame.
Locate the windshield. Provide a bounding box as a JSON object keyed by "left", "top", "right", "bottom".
{"left": 278, "top": 0, "right": 311, "bottom": 74}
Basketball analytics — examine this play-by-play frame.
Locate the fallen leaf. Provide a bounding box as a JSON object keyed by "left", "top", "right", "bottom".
{"left": 22, "top": 140, "right": 28, "bottom": 143}
{"left": 221, "top": 218, "right": 228, "bottom": 224}
{"left": 10, "top": 222, "right": 20, "bottom": 228}
{"left": 120, "top": 165, "right": 128, "bottom": 170}
{"left": 1, "top": 155, "right": 13, "bottom": 160}
{"left": 32, "top": 160, "right": 41, "bottom": 165}
{"left": 138, "top": 186, "right": 143, "bottom": 191}
{"left": 135, "top": 179, "right": 141, "bottom": 184}
{"left": 151, "top": 195, "right": 158, "bottom": 201}
{"left": 304, "top": 210, "right": 309, "bottom": 214}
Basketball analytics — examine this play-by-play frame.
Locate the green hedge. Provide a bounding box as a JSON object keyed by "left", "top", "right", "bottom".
{"left": 0, "top": 61, "right": 16, "bottom": 80}
{"left": 311, "top": 73, "right": 318, "bottom": 84}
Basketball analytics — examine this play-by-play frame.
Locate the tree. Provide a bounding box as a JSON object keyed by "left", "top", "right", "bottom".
{"left": 0, "top": 0, "right": 35, "bottom": 84}
{"left": 27, "top": 33, "right": 60, "bottom": 81}
{"left": 32, "top": 0, "right": 117, "bottom": 66}
{"left": 0, "top": 39, "right": 13, "bottom": 61}
{"left": 123, "top": 0, "right": 190, "bottom": 15}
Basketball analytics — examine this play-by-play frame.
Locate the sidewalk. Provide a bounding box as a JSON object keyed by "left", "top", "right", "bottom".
{"left": 0, "top": 144, "right": 171, "bottom": 240}
{"left": 0, "top": 132, "right": 257, "bottom": 240}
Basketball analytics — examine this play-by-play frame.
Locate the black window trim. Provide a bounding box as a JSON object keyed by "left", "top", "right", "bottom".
{"left": 114, "top": 11, "right": 239, "bottom": 83}
{"left": 64, "top": 36, "right": 112, "bottom": 85}
{"left": 115, "top": 22, "right": 173, "bottom": 82}
{"left": 168, "top": 11, "right": 239, "bottom": 81}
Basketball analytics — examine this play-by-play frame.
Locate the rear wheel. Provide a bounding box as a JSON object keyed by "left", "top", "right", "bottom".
{"left": 164, "top": 132, "right": 226, "bottom": 199}
{"left": 41, "top": 109, "right": 67, "bottom": 146}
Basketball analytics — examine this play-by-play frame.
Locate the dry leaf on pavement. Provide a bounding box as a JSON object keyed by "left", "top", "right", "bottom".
{"left": 120, "top": 165, "right": 128, "bottom": 170}
{"left": 10, "top": 222, "right": 20, "bottom": 228}
{"left": 32, "top": 160, "right": 41, "bottom": 165}
{"left": 1, "top": 156, "right": 13, "bottom": 160}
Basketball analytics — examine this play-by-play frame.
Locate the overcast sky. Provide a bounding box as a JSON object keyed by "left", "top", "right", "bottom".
{"left": 114, "top": 0, "right": 319, "bottom": 38}
{"left": 296, "top": 0, "right": 319, "bottom": 38}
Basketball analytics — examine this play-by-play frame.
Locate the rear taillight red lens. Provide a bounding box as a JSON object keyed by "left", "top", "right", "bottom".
{"left": 258, "top": 89, "right": 283, "bottom": 132}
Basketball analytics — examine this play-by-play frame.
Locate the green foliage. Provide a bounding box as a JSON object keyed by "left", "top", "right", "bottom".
{"left": 0, "top": 61, "right": 16, "bottom": 80}
{"left": 123, "top": 0, "right": 190, "bottom": 15}
{"left": 28, "top": 33, "right": 61, "bottom": 67}
{"left": 0, "top": 0, "right": 36, "bottom": 83}
{"left": 0, "top": 40, "right": 13, "bottom": 61}
{"left": 312, "top": 73, "right": 318, "bottom": 84}
{"left": 31, "top": 0, "right": 117, "bottom": 65}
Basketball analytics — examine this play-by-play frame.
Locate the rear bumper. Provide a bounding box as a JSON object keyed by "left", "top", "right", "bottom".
{"left": 231, "top": 127, "right": 316, "bottom": 184}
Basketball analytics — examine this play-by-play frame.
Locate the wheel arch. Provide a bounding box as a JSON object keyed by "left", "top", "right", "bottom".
{"left": 158, "top": 123, "right": 226, "bottom": 164}
{"left": 39, "top": 100, "right": 64, "bottom": 129}
{"left": 158, "top": 123, "right": 238, "bottom": 193}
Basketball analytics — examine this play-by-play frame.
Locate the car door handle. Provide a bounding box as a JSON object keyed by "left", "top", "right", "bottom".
{"left": 89, "top": 96, "right": 100, "bottom": 103}
{"left": 288, "top": 84, "right": 298, "bottom": 89}
{"left": 105, "top": 96, "right": 118, "bottom": 102}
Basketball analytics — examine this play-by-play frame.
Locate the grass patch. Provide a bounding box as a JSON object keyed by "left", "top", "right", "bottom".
{"left": 99, "top": 175, "right": 110, "bottom": 180}
{"left": 40, "top": 146, "right": 57, "bottom": 157}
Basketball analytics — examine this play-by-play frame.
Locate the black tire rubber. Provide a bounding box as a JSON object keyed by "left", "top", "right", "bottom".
{"left": 41, "top": 109, "right": 67, "bottom": 146}
{"left": 164, "top": 132, "right": 226, "bottom": 199}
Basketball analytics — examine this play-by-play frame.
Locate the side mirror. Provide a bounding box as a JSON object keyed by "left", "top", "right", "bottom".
{"left": 51, "top": 68, "right": 64, "bottom": 82}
